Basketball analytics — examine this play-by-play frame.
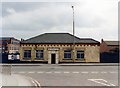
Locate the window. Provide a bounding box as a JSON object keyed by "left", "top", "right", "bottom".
{"left": 11, "top": 47, "right": 13, "bottom": 50}
{"left": 36, "top": 50, "right": 44, "bottom": 59}
{"left": 24, "top": 50, "right": 31, "bottom": 58}
{"left": 9, "top": 47, "right": 11, "bottom": 50}
{"left": 14, "top": 47, "right": 16, "bottom": 50}
{"left": 64, "top": 50, "right": 71, "bottom": 59}
{"left": 77, "top": 50, "right": 84, "bottom": 59}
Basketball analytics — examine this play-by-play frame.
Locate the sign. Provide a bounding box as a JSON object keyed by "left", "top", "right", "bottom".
{"left": 8, "top": 54, "right": 20, "bottom": 60}
{"left": 16, "top": 54, "right": 20, "bottom": 59}
{"left": 8, "top": 54, "right": 14, "bottom": 60}
{"left": 48, "top": 48, "right": 59, "bottom": 51}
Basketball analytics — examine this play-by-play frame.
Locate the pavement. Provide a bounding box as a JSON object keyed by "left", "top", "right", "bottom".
{"left": 59, "top": 63, "right": 119, "bottom": 66}
{"left": 0, "top": 63, "right": 119, "bottom": 66}
{"left": 0, "top": 73, "right": 41, "bottom": 87}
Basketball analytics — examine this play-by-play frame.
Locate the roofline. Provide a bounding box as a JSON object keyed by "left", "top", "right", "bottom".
{"left": 21, "top": 33, "right": 100, "bottom": 44}
{"left": 20, "top": 42, "right": 100, "bottom": 45}
{"left": 0, "top": 37, "right": 20, "bottom": 41}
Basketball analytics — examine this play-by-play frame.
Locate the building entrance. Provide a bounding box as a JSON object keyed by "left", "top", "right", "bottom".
{"left": 51, "top": 54, "right": 56, "bottom": 64}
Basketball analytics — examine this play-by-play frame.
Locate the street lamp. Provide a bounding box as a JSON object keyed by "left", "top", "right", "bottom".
{"left": 72, "top": 6, "right": 75, "bottom": 61}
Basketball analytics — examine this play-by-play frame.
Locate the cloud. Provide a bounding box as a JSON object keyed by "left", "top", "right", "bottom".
{"left": 2, "top": 1, "right": 118, "bottom": 41}
{"left": 6, "top": 8, "right": 16, "bottom": 14}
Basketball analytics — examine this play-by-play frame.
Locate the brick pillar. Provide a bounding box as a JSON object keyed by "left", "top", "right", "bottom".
{"left": 59, "top": 47, "right": 63, "bottom": 62}
{"left": 19, "top": 47, "right": 23, "bottom": 60}
{"left": 31, "top": 47, "right": 35, "bottom": 61}
{"left": 44, "top": 47, "right": 47, "bottom": 61}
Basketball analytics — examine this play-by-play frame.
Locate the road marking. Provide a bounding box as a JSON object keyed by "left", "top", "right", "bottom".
{"left": 29, "top": 77, "right": 41, "bottom": 87}
{"left": 110, "top": 72, "right": 117, "bottom": 74}
{"left": 28, "top": 72, "right": 35, "bottom": 74}
{"left": 91, "top": 72, "right": 98, "bottom": 74}
{"left": 46, "top": 72, "right": 52, "bottom": 74}
{"left": 64, "top": 72, "right": 70, "bottom": 73}
{"left": 37, "top": 72, "right": 44, "bottom": 74}
{"left": 19, "top": 72, "right": 25, "bottom": 73}
{"left": 33, "top": 79, "right": 41, "bottom": 87}
{"left": 101, "top": 72, "right": 107, "bottom": 74}
{"left": 81, "top": 72, "right": 88, "bottom": 74}
{"left": 72, "top": 72, "right": 79, "bottom": 74}
{"left": 12, "top": 71, "right": 118, "bottom": 75}
{"left": 88, "top": 79, "right": 116, "bottom": 86}
{"left": 31, "top": 80, "right": 37, "bottom": 86}
{"left": 54, "top": 71, "right": 61, "bottom": 73}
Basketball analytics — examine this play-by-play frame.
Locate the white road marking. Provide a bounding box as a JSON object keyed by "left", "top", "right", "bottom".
{"left": 31, "top": 80, "right": 37, "bottom": 86}
{"left": 46, "top": 72, "right": 52, "bottom": 74}
{"left": 19, "top": 72, "right": 25, "bottom": 73}
{"left": 29, "top": 77, "right": 41, "bottom": 87}
{"left": 81, "top": 72, "right": 88, "bottom": 74}
{"left": 37, "top": 71, "right": 43, "bottom": 73}
{"left": 88, "top": 79, "right": 116, "bottom": 86}
{"left": 101, "top": 72, "right": 107, "bottom": 74}
{"left": 64, "top": 72, "right": 70, "bottom": 73}
{"left": 54, "top": 71, "right": 61, "bottom": 73}
{"left": 110, "top": 72, "right": 117, "bottom": 74}
{"left": 91, "top": 72, "right": 98, "bottom": 74}
{"left": 28, "top": 72, "right": 35, "bottom": 74}
{"left": 33, "top": 79, "right": 41, "bottom": 87}
{"left": 72, "top": 72, "right": 79, "bottom": 73}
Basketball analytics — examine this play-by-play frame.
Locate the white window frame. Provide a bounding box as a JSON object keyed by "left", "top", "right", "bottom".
{"left": 36, "top": 50, "right": 44, "bottom": 59}
{"left": 76, "top": 50, "right": 84, "bottom": 59}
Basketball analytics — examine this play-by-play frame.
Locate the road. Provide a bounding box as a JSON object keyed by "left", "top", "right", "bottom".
{"left": 2, "top": 64, "right": 119, "bottom": 87}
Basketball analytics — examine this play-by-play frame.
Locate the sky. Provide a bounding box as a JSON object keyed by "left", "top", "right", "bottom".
{"left": 1, "top": 0, "right": 119, "bottom": 42}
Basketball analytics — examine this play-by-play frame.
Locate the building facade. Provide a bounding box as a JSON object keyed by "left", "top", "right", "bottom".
{"left": 0, "top": 37, "right": 20, "bottom": 54}
{"left": 20, "top": 33, "right": 100, "bottom": 64}
{"left": 100, "top": 39, "right": 119, "bottom": 63}
{"left": 100, "top": 39, "right": 119, "bottom": 53}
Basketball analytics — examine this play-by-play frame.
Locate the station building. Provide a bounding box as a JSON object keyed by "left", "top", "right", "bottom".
{"left": 20, "top": 33, "right": 100, "bottom": 64}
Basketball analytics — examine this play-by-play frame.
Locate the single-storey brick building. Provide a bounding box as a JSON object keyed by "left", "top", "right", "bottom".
{"left": 20, "top": 33, "right": 100, "bottom": 64}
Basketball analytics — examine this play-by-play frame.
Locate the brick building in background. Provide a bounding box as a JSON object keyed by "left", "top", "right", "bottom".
{"left": 20, "top": 33, "right": 100, "bottom": 64}
{"left": 100, "top": 39, "right": 119, "bottom": 63}
{"left": 0, "top": 37, "right": 20, "bottom": 54}
{"left": 100, "top": 39, "right": 119, "bottom": 53}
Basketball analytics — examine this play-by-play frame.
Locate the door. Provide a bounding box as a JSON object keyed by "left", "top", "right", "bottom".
{"left": 51, "top": 54, "right": 56, "bottom": 64}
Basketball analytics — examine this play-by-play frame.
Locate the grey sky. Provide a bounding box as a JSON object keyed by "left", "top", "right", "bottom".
{"left": 1, "top": 0, "right": 119, "bottom": 41}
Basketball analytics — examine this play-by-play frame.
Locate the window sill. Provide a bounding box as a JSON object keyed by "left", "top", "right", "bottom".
{"left": 35, "top": 58, "right": 44, "bottom": 60}
{"left": 63, "top": 59, "right": 73, "bottom": 60}
{"left": 75, "top": 59, "right": 85, "bottom": 60}
{"left": 23, "top": 58, "right": 31, "bottom": 60}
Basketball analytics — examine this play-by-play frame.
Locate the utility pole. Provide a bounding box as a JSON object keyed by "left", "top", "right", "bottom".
{"left": 72, "top": 6, "right": 75, "bottom": 61}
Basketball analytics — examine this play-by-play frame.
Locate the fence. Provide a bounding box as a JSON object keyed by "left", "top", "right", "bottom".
{"left": 100, "top": 52, "right": 119, "bottom": 63}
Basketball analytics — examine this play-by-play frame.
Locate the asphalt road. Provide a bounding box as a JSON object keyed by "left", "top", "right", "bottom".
{"left": 2, "top": 65, "right": 119, "bottom": 87}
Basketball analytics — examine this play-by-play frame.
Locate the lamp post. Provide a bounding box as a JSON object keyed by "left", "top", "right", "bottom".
{"left": 72, "top": 6, "right": 75, "bottom": 61}
{"left": 72, "top": 6, "right": 75, "bottom": 40}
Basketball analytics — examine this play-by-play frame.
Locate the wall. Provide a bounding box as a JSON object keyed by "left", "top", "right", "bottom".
{"left": 20, "top": 44, "right": 100, "bottom": 63}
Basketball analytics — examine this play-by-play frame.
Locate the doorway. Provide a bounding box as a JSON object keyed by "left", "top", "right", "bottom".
{"left": 51, "top": 54, "right": 56, "bottom": 64}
